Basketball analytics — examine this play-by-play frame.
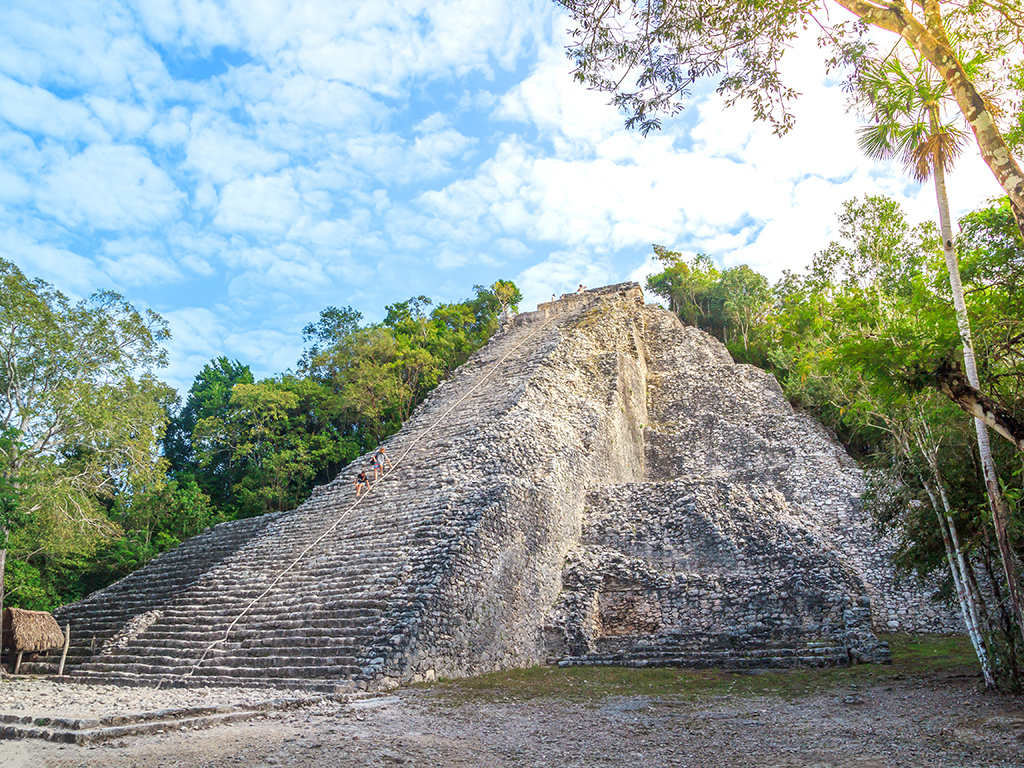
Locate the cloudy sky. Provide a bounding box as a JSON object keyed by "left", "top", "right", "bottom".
{"left": 0, "top": 0, "right": 1006, "bottom": 393}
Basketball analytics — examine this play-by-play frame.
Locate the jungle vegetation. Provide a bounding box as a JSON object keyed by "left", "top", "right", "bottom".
{"left": 645, "top": 195, "right": 1024, "bottom": 687}
{"left": 0, "top": 273, "right": 519, "bottom": 618}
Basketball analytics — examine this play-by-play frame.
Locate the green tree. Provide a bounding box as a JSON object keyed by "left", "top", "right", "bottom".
{"left": 644, "top": 249, "right": 772, "bottom": 362}
{"left": 645, "top": 247, "right": 721, "bottom": 327}
{"left": 298, "top": 306, "right": 363, "bottom": 378}
{"left": 956, "top": 199, "right": 1024, "bottom": 409}
{"left": 716, "top": 265, "right": 772, "bottom": 353}
{"left": 194, "top": 377, "right": 355, "bottom": 518}
{"left": 490, "top": 280, "right": 523, "bottom": 313}
{"left": 558, "top": 1, "right": 1024, "bottom": 234}
{"left": 765, "top": 196, "right": 1023, "bottom": 683}
{"left": 0, "top": 259, "right": 172, "bottom": 621}
{"left": 164, "top": 357, "right": 254, "bottom": 507}
{"left": 53, "top": 478, "right": 223, "bottom": 601}
{"left": 857, "top": 53, "right": 1024, "bottom": 646}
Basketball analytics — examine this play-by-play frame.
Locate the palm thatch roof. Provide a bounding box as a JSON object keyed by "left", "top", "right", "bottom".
{"left": 2, "top": 607, "right": 64, "bottom": 653}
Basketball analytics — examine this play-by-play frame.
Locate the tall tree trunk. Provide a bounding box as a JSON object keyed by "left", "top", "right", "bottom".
{"left": 0, "top": 541, "right": 5, "bottom": 678}
{"left": 833, "top": 0, "right": 1024, "bottom": 239}
{"left": 980, "top": 544, "right": 1023, "bottom": 688}
{"left": 932, "top": 155, "right": 1024, "bottom": 648}
{"left": 921, "top": 477, "right": 994, "bottom": 686}
{"left": 914, "top": 426, "right": 995, "bottom": 686}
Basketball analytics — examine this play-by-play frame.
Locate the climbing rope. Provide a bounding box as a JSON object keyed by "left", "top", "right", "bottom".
{"left": 183, "top": 308, "right": 561, "bottom": 679}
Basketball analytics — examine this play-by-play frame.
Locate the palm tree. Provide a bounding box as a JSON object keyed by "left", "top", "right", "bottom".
{"left": 856, "top": 53, "right": 1024, "bottom": 650}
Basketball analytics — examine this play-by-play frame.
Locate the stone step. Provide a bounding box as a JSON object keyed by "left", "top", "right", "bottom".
{"left": 66, "top": 671, "right": 345, "bottom": 693}
{"left": 77, "top": 659, "right": 363, "bottom": 678}
{"left": 151, "top": 609, "right": 386, "bottom": 626}
{"left": 81, "top": 647, "right": 364, "bottom": 667}
{"left": 613, "top": 644, "right": 849, "bottom": 660}
{"left": 559, "top": 646, "right": 850, "bottom": 669}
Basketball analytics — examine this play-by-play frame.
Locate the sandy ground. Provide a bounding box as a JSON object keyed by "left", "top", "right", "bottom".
{"left": 1, "top": 674, "right": 1022, "bottom": 768}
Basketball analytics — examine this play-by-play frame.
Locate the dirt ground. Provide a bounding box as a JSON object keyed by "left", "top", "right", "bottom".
{"left": 3, "top": 672, "right": 1022, "bottom": 768}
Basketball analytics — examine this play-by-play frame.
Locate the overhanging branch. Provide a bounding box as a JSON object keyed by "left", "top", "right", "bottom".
{"left": 933, "top": 362, "right": 1024, "bottom": 451}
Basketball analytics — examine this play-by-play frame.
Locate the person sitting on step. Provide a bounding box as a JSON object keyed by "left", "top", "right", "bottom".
{"left": 355, "top": 469, "right": 369, "bottom": 497}
{"left": 371, "top": 446, "right": 393, "bottom": 480}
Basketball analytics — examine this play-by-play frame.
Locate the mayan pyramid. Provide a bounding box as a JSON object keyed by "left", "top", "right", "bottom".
{"left": 34, "top": 283, "right": 954, "bottom": 691}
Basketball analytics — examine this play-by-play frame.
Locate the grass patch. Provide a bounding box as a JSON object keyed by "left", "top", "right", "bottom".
{"left": 425, "top": 634, "right": 979, "bottom": 705}
{"left": 886, "top": 633, "right": 977, "bottom": 677}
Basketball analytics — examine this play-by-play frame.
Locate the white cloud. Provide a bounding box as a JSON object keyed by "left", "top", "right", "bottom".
{"left": 160, "top": 306, "right": 230, "bottom": 393}
{"left": 131, "top": 0, "right": 545, "bottom": 94}
{"left": 35, "top": 144, "right": 185, "bottom": 230}
{"left": 0, "top": 227, "right": 104, "bottom": 294}
{"left": 1, "top": 0, "right": 1013, "bottom": 397}
{"left": 100, "top": 251, "right": 184, "bottom": 287}
{"left": 516, "top": 249, "right": 613, "bottom": 310}
{"left": 214, "top": 172, "right": 302, "bottom": 233}
{"left": 0, "top": 167, "right": 31, "bottom": 203}
{"left": 228, "top": 67, "right": 385, "bottom": 134}
{"left": 0, "top": 2, "right": 173, "bottom": 100}
{"left": 184, "top": 110, "right": 291, "bottom": 185}
{"left": 86, "top": 96, "right": 155, "bottom": 139}
{"left": 130, "top": 0, "right": 243, "bottom": 51}
{"left": 0, "top": 75, "right": 109, "bottom": 143}
{"left": 495, "top": 26, "right": 623, "bottom": 146}
{"left": 628, "top": 253, "right": 665, "bottom": 298}
{"left": 98, "top": 237, "right": 185, "bottom": 287}
{"left": 224, "top": 326, "right": 301, "bottom": 380}
{"left": 148, "top": 105, "right": 191, "bottom": 148}
{"left": 343, "top": 124, "right": 477, "bottom": 186}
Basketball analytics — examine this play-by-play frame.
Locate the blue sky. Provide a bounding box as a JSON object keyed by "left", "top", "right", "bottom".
{"left": 1, "top": 0, "right": 1005, "bottom": 394}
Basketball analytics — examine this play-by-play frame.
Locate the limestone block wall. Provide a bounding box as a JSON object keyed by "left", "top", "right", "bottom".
{"left": 547, "top": 480, "right": 873, "bottom": 661}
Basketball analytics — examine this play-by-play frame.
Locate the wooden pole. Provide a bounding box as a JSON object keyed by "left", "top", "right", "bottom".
{"left": 57, "top": 623, "right": 70, "bottom": 676}
{"left": 13, "top": 650, "right": 22, "bottom": 675}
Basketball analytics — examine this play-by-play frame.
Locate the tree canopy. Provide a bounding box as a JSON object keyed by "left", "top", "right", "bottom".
{"left": 558, "top": 1, "right": 1024, "bottom": 232}
{"left": 3, "top": 276, "right": 520, "bottom": 609}
{"left": 0, "top": 259, "right": 174, "bottom": 616}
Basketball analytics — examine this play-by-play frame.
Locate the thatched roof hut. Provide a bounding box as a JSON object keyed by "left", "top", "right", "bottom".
{"left": 2, "top": 607, "right": 64, "bottom": 653}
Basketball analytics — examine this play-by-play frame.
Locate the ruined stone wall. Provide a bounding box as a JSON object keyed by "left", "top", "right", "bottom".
{"left": 639, "top": 311, "right": 956, "bottom": 634}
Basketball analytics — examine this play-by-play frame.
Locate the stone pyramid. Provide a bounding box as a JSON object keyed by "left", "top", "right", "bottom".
{"left": 36, "top": 283, "right": 954, "bottom": 690}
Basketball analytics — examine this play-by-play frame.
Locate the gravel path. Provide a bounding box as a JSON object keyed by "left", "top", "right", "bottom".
{"left": 2, "top": 675, "right": 1022, "bottom": 767}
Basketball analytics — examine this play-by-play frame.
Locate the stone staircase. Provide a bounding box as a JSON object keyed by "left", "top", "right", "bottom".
{"left": 558, "top": 636, "right": 851, "bottom": 669}
{"left": 27, "top": 301, "right": 553, "bottom": 687}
